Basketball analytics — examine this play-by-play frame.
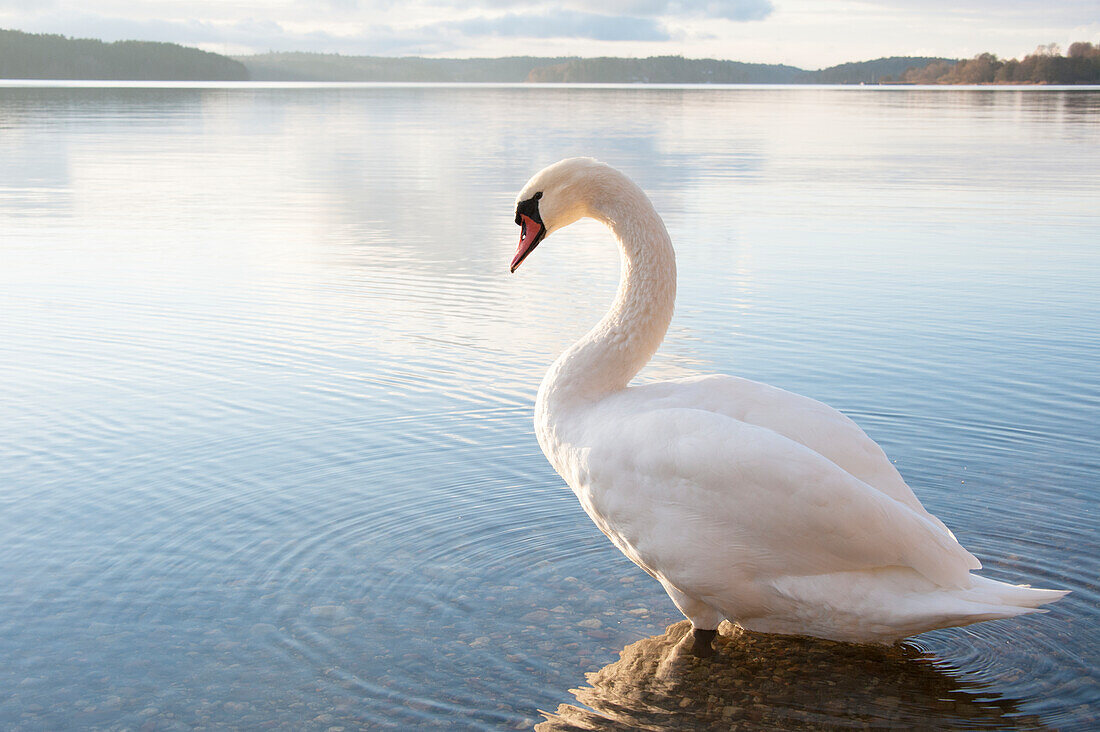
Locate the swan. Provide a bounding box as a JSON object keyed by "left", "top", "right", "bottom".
{"left": 511, "top": 157, "right": 1066, "bottom": 657}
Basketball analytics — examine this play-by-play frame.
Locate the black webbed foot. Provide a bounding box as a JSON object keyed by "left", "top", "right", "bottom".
{"left": 689, "top": 628, "right": 717, "bottom": 658}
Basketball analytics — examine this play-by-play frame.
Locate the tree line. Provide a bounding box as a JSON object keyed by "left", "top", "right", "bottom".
{"left": 241, "top": 53, "right": 575, "bottom": 82}
{"left": 524, "top": 56, "right": 803, "bottom": 83}
{"left": 0, "top": 29, "right": 247, "bottom": 80}
{"left": 901, "top": 43, "right": 1100, "bottom": 84}
{"left": 2, "top": 27, "right": 1098, "bottom": 85}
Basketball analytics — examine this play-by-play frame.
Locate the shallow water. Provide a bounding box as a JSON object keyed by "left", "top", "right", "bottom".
{"left": 0, "top": 83, "right": 1097, "bottom": 730}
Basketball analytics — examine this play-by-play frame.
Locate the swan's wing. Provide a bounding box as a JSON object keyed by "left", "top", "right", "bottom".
{"left": 583, "top": 407, "right": 979, "bottom": 592}
{"left": 620, "top": 375, "right": 954, "bottom": 536}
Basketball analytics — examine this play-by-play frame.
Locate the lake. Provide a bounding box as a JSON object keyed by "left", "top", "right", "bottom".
{"left": 0, "top": 82, "right": 1097, "bottom": 730}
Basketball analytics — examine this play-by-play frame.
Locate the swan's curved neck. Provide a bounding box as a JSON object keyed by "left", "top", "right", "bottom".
{"left": 539, "top": 181, "right": 676, "bottom": 410}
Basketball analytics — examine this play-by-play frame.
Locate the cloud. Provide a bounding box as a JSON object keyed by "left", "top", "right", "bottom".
{"left": 478, "top": 0, "right": 774, "bottom": 22}
{"left": 692, "top": 0, "right": 773, "bottom": 21}
{"left": 9, "top": 8, "right": 677, "bottom": 54}
{"left": 633, "top": 0, "right": 773, "bottom": 21}
{"left": 860, "top": 0, "right": 1096, "bottom": 24}
{"left": 0, "top": 0, "right": 59, "bottom": 9}
{"left": 0, "top": 0, "right": 778, "bottom": 58}
{"left": 447, "top": 11, "right": 672, "bottom": 42}
{"left": 12, "top": 12, "right": 334, "bottom": 51}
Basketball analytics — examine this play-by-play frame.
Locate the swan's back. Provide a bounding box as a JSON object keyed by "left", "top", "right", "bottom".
{"left": 597, "top": 374, "right": 958, "bottom": 537}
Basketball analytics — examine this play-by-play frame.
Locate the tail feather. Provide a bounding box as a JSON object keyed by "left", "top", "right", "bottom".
{"left": 959, "top": 573, "right": 1068, "bottom": 612}
{"left": 763, "top": 568, "right": 1068, "bottom": 643}
{"left": 898, "top": 574, "right": 1068, "bottom": 637}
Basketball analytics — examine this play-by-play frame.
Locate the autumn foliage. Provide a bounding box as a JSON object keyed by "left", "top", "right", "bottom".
{"left": 902, "top": 43, "right": 1100, "bottom": 84}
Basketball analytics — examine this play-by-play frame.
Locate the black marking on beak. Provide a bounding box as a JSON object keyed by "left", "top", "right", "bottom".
{"left": 515, "top": 190, "right": 543, "bottom": 227}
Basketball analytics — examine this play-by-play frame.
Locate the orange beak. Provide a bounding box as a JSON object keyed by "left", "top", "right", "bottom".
{"left": 511, "top": 213, "right": 545, "bottom": 272}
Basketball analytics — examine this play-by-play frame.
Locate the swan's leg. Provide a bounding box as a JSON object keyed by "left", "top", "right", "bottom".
{"left": 660, "top": 581, "right": 724, "bottom": 658}
{"left": 687, "top": 628, "right": 718, "bottom": 658}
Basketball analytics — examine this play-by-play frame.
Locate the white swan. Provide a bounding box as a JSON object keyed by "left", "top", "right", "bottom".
{"left": 511, "top": 157, "right": 1066, "bottom": 656}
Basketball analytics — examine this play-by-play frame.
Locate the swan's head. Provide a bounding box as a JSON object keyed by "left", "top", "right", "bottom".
{"left": 511, "top": 157, "right": 613, "bottom": 272}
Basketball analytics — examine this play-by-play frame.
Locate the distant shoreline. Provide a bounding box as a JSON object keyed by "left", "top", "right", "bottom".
{"left": 3, "top": 80, "right": 1098, "bottom": 91}
{"left": 2, "top": 28, "right": 1098, "bottom": 85}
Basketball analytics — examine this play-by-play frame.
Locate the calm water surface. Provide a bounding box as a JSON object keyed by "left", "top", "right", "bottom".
{"left": 1, "top": 84, "right": 1097, "bottom": 730}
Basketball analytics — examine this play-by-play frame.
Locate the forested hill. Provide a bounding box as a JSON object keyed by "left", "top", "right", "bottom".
{"left": 239, "top": 53, "right": 952, "bottom": 84}
{"left": 2, "top": 28, "right": 1097, "bottom": 84}
{"left": 524, "top": 56, "right": 803, "bottom": 83}
{"left": 0, "top": 29, "right": 247, "bottom": 80}
{"left": 521, "top": 56, "right": 960, "bottom": 83}
{"left": 808, "top": 56, "right": 954, "bottom": 84}
{"left": 241, "top": 53, "right": 576, "bottom": 82}
{"left": 901, "top": 43, "right": 1100, "bottom": 84}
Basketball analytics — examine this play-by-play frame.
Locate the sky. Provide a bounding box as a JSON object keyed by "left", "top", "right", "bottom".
{"left": 1, "top": 0, "right": 1098, "bottom": 69}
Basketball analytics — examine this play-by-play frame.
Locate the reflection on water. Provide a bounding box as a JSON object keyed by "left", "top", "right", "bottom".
{"left": 0, "top": 84, "right": 1097, "bottom": 730}
{"left": 538, "top": 621, "right": 1045, "bottom": 731}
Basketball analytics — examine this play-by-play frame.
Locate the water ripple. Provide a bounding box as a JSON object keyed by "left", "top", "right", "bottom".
{"left": 1, "top": 84, "right": 1097, "bottom": 731}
